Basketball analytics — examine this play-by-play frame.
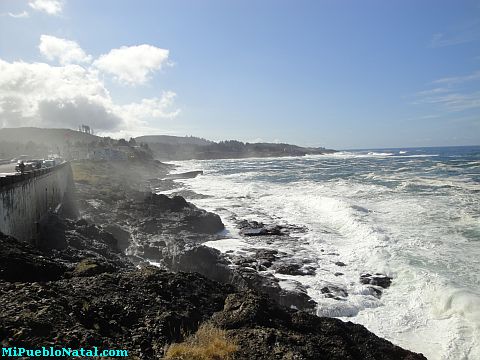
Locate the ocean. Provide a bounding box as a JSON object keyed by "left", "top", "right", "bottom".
{"left": 163, "top": 146, "right": 480, "bottom": 360}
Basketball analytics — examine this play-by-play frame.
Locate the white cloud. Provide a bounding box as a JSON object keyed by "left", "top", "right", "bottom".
{"left": 93, "top": 44, "right": 170, "bottom": 85}
{"left": 29, "top": 0, "right": 63, "bottom": 15}
{"left": 417, "top": 92, "right": 480, "bottom": 112}
{"left": 432, "top": 70, "right": 480, "bottom": 85}
{"left": 39, "top": 35, "right": 92, "bottom": 65}
{"left": 0, "top": 59, "right": 179, "bottom": 133}
{"left": 415, "top": 88, "right": 449, "bottom": 96}
{"left": 6, "top": 11, "right": 30, "bottom": 18}
{"left": 0, "top": 36, "right": 178, "bottom": 135}
{"left": 414, "top": 70, "right": 480, "bottom": 113}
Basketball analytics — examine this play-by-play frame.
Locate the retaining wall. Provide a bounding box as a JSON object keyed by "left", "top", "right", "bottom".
{"left": 0, "top": 163, "right": 76, "bottom": 242}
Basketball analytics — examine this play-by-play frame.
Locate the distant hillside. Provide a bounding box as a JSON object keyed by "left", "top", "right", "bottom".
{"left": 0, "top": 128, "right": 154, "bottom": 161}
{"left": 134, "top": 135, "right": 336, "bottom": 161}
{"left": 0, "top": 128, "right": 335, "bottom": 161}
{"left": 135, "top": 135, "right": 213, "bottom": 146}
{"left": 0, "top": 127, "right": 100, "bottom": 159}
{"left": 0, "top": 127, "right": 98, "bottom": 146}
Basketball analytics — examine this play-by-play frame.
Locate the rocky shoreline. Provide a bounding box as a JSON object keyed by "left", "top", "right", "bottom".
{"left": 0, "top": 159, "right": 427, "bottom": 359}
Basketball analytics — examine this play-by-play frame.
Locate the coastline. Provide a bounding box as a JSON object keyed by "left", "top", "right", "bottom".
{"left": 165, "top": 149, "right": 480, "bottom": 360}
{"left": 0, "top": 159, "right": 427, "bottom": 359}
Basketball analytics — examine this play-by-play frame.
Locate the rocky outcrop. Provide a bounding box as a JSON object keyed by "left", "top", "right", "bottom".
{"left": 74, "top": 163, "right": 317, "bottom": 312}
{"left": 360, "top": 273, "right": 393, "bottom": 288}
{"left": 169, "top": 245, "right": 317, "bottom": 313}
{"left": 213, "top": 291, "right": 426, "bottom": 360}
{"left": 0, "top": 266, "right": 232, "bottom": 359}
{"left": 238, "top": 220, "right": 306, "bottom": 237}
{"left": 0, "top": 213, "right": 131, "bottom": 282}
{"left": 0, "top": 251, "right": 425, "bottom": 360}
{"left": 0, "top": 232, "right": 66, "bottom": 282}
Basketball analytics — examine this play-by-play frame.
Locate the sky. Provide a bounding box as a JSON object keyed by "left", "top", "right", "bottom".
{"left": 0, "top": 0, "right": 479, "bottom": 149}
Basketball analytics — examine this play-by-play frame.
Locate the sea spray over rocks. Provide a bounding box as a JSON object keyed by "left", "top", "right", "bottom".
{"left": 165, "top": 147, "right": 480, "bottom": 359}
{"left": 74, "top": 160, "right": 319, "bottom": 312}
{"left": 0, "top": 229, "right": 426, "bottom": 359}
{"left": 0, "top": 159, "right": 429, "bottom": 358}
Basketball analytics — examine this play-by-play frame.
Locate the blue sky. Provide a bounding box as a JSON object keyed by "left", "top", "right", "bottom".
{"left": 0, "top": 0, "right": 479, "bottom": 149}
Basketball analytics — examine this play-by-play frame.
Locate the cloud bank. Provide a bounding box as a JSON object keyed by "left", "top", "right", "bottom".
{"left": 0, "top": 35, "right": 179, "bottom": 137}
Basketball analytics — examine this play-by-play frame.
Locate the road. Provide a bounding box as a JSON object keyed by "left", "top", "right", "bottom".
{"left": 0, "top": 163, "right": 17, "bottom": 177}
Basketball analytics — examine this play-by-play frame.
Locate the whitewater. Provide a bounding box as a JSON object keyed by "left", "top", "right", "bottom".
{"left": 162, "top": 146, "right": 480, "bottom": 360}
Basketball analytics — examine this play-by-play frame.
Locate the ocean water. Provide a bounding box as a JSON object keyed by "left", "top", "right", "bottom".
{"left": 162, "top": 146, "right": 480, "bottom": 360}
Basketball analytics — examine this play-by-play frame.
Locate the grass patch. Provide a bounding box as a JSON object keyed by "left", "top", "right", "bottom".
{"left": 71, "top": 161, "right": 109, "bottom": 185}
{"left": 164, "top": 323, "right": 237, "bottom": 360}
{"left": 73, "top": 259, "right": 99, "bottom": 276}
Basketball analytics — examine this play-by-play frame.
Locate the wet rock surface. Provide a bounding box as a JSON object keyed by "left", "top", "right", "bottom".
{"left": 74, "top": 162, "right": 319, "bottom": 312}
{"left": 212, "top": 291, "right": 426, "bottom": 360}
{"left": 238, "top": 220, "right": 307, "bottom": 237}
{"left": 273, "top": 263, "right": 317, "bottom": 276}
{"left": 321, "top": 285, "right": 349, "bottom": 300}
{"left": 0, "top": 235, "right": 425, "bottom": 359}
{"left": 359, "top": 273, "right": 393, "bottom": 299}
{"left": 360, "top": 273, "right": 393, "bottom": 289}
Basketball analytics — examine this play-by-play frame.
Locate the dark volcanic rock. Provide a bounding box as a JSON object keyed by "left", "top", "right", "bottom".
{"left": 238, "top": 220, "right": 285, "bottom": 236}
{"left": 0, "top": 158, "right": 429, "bottom": 360}
{"left": 36, "top": 214, "right": 131, "bottom": 275}
{"left": 120, "top": 193, "right": 225, "bottom": 235}
{"left": 230, "top": 248, "right": 285, "bottom": 270}
{"left": 230, "top": 267, "right": 317, "bottom": 313}
{"left": 237, "top": 219, "right": 307, "bottom": 237}
{"left": 212, "top": 291, "right": 427, "bottom": 360}
{"left": 0, "top": 232, "right": 66, "bottom": 282}
{"left": 273, "top": 263, "right": 316, "bottom": 276}
{"left": 168, "top": 189, "right": 211, "bottom": 200}
{"left": 103, "top": 224, "right": 131, "bottom": 252}
{"left": 1, "top": 213, "right": 131, "bottom": 284}
{"left": 170, "top": 245, "right": 232, "bottom": 284}
{"left": 167, "top": 243, "right": 317, "bottom": 312}
{"left": 255, "top": 248, "right": 280, "bottom": 263}
{"left": 360, "top": 273, "right": 393, "bottom": 289}
{"left": 140, "top": 243, "right": 164, "bottom": 260}
{"left": 321, "top": 285, "right": 349, "bottom": 299}
{"left": 144, "top": 193, "right": 189, "bottom": 212}
{"left": 0, "top": 267, "right": 232, "bottom": 359}
{"left": 0, "top": 262, "right": 425, "bottom": 360}
{"left": 37, "top": 213, "right": 68, "bottom": 250}
{"left": 182, "top": 211, "right": 224, "bottom": 234}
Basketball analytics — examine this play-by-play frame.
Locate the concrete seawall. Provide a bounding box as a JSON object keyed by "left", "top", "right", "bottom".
{"left": 0, "top": 163, "right": 76, "bottom": 242}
